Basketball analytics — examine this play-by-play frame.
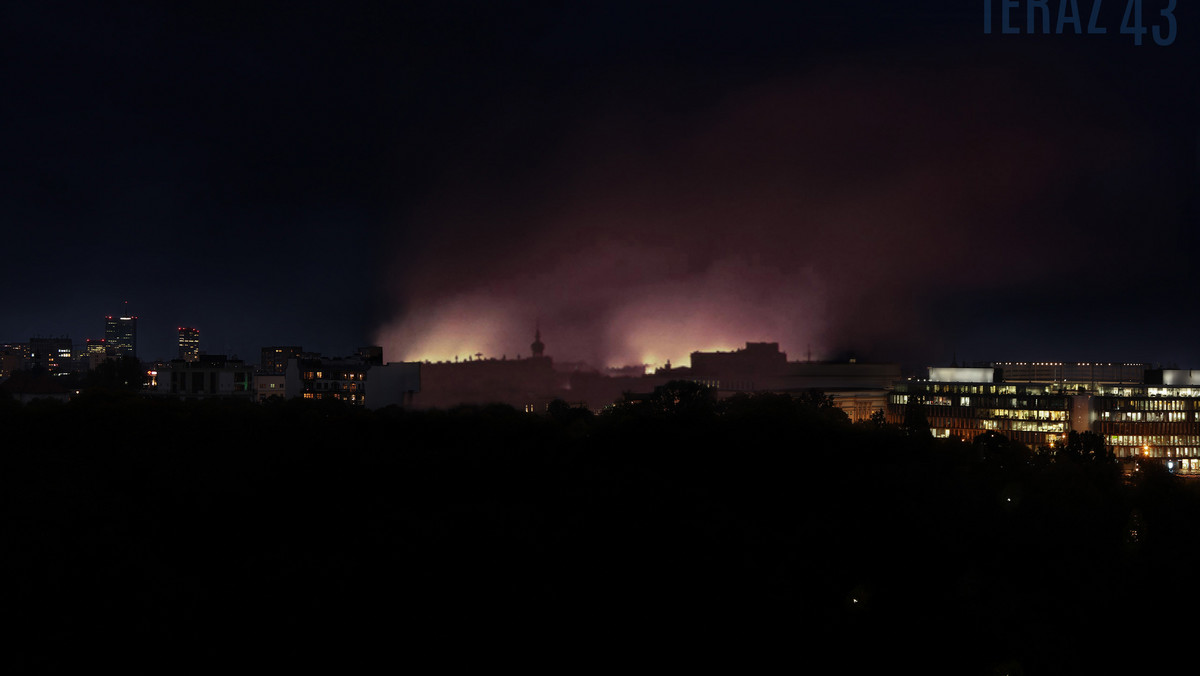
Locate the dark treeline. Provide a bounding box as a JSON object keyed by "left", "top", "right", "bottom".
{"left": 3, "top": 383, "right": 1198, "bottom": 672}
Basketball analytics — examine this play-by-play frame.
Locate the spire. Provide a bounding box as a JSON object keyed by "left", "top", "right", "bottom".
{"left": 531, "top": 324, "right": 545, "bottom": 358}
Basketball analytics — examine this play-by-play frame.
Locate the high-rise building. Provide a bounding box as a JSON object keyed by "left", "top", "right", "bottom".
{"left": 178, "top": 327, "right": 200, "bottom": 362}
{"left": 104, "top": 315, "right": 138, "bottom": 358}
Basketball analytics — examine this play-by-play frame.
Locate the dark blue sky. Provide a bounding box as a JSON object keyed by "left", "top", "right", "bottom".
{"left": 2, "top": 1, "right": 1196, "bottom": 369}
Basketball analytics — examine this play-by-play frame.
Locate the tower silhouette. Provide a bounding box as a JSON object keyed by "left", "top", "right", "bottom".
{"left": 531, "top": 326, "right": 545, "bottom": 358}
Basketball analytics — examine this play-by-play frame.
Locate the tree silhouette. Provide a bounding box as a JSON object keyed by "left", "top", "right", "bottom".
{"left": 547, "top": 398, "right": 593, "bottom": 424}
{"left": 645, "top": 380, "right": 717, "bottom": 417}
{"left": 793, "top": 389, "right": 851, "bottom": 425}
{"left": 972, "top": 429, "right": 1031, "bottom": 469}
{"left": 84, "top": 356, "right": 144, "bottom": 392}
{"left": 1061, "top": 430, "right": 1112, "bottom": 463}
{"left": 902, "top": 395, "right": 931, "bottom": 437}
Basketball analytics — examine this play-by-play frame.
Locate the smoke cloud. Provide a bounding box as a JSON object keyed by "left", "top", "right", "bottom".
{"left": 376, "top": 58, "right": 1144, "bottom": 369}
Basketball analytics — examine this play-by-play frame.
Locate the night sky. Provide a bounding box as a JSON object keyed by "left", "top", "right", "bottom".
{"left": 3, "top": 1, "right": 1197, "bottom": 370}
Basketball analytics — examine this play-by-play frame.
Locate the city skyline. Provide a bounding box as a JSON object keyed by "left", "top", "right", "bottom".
{"left": 2, "top": 2, "right": 1196, "bottom": 369}
{"left": 6, "top": 5, "right": 1198, "bottom": 666}
{"left": 8, "top": 308, "right": 1200, "bottom": 381}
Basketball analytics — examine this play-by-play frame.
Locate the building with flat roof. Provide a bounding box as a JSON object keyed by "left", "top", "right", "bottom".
{"left": 261, "top": 346, "right": 303, "bottom": 374}
{"left": 285, "top": 356, "right": 370, "bottom": 405}
{"left": 356, "top": 345, "right": 383, "bottom": 366}
{"left": 990, "top": 361, "right": 1151, "bottom": 385}
{"left": 255, "top": 373, "right": 286, "bottom": 402}
{"left": 178, "top": 327, "right": 200, "bottom": 362}
{"left": 158, "top": 354, "right": 254, "bottom": 400}
{"left": 889, "top": 364, "right": 1200, "bottom": 470}
{"left": 80, "top": 338, "right": 110, "bottom": 370}
{"left": 29, "top": 337, "right": 74, "bottom": 375}
{"left": 688, "top": 342, "right": 900, "bottom": 421}
{"left": 104, "top": 315, "right": 137, "bottom": 358}
{"left": 0, "top": 371, "right": 77, "bottom": 403}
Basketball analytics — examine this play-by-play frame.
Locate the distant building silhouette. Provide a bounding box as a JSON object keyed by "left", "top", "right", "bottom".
{"left": 261, "top": 346, "right": 303, "bottom": 374}
{"left": 365, "top": 335, "right": 900, "bottom": 415}
{"left": 690, "top": 342, "right": 788, "bottom": 389}
{"left": 0, "top": 370, "right": 76, "bottom": 403}
{"left": 407, "top": 353, "right": 561, "bottom": 412}
{"left": 1, "top": 342, "right": 29, "bottom": 377}
{"left": 368, "top": 328, "right": 684, "bottom": 412}
{"left": 355, "top": 345, "right": 383, "bottom": 366}
{"left": 689, "top": 342, "right": 899, "bottom": 421}
{"left": 531, "top": 328, "right": 545, "bottom": 358}
{"left": 372, "top": 328, "right": 563, "bottom": 411}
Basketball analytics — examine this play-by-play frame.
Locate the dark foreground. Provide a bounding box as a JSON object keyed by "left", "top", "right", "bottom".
{"left": 3, "top": 388, "right": 1196, "bottom": 673}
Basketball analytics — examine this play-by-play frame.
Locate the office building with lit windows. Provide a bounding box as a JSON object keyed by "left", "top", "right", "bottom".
{"left": 104, "top": 315, "right": 137, "bottom": 358}
{"left": 285, "top": 357, "right": 370, "bottom": 405}
{"left": 178, "top": 327, "right": 200, "bottom": 362}
{"left": 888, "top": 363, "right": 1200, "bottom": 471}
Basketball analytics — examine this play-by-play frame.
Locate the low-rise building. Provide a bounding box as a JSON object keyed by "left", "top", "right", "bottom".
{"left": 285, "top": 357, "right": 370, "bottom": 405}
{"left": 888, "top": 363, "right": 1200, "bottom": 469}
{"left": 255, "top": 373, "right": 286, "bottom": 402}
{"left": 158, "top": 354, "right": 255, "bottom": 401}
{"left": 0, "top": 371, "right": 79, "bottom": 403}
{"left": 29, "top": 337, "right": 75, "bottom": 375}
{"left": 688, "top": 343, "right": 900, "bottom": 421}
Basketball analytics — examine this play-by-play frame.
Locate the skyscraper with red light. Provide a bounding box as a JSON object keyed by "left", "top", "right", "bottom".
{"left": 178, "top": 327, "right": 200, "bottom": 362}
